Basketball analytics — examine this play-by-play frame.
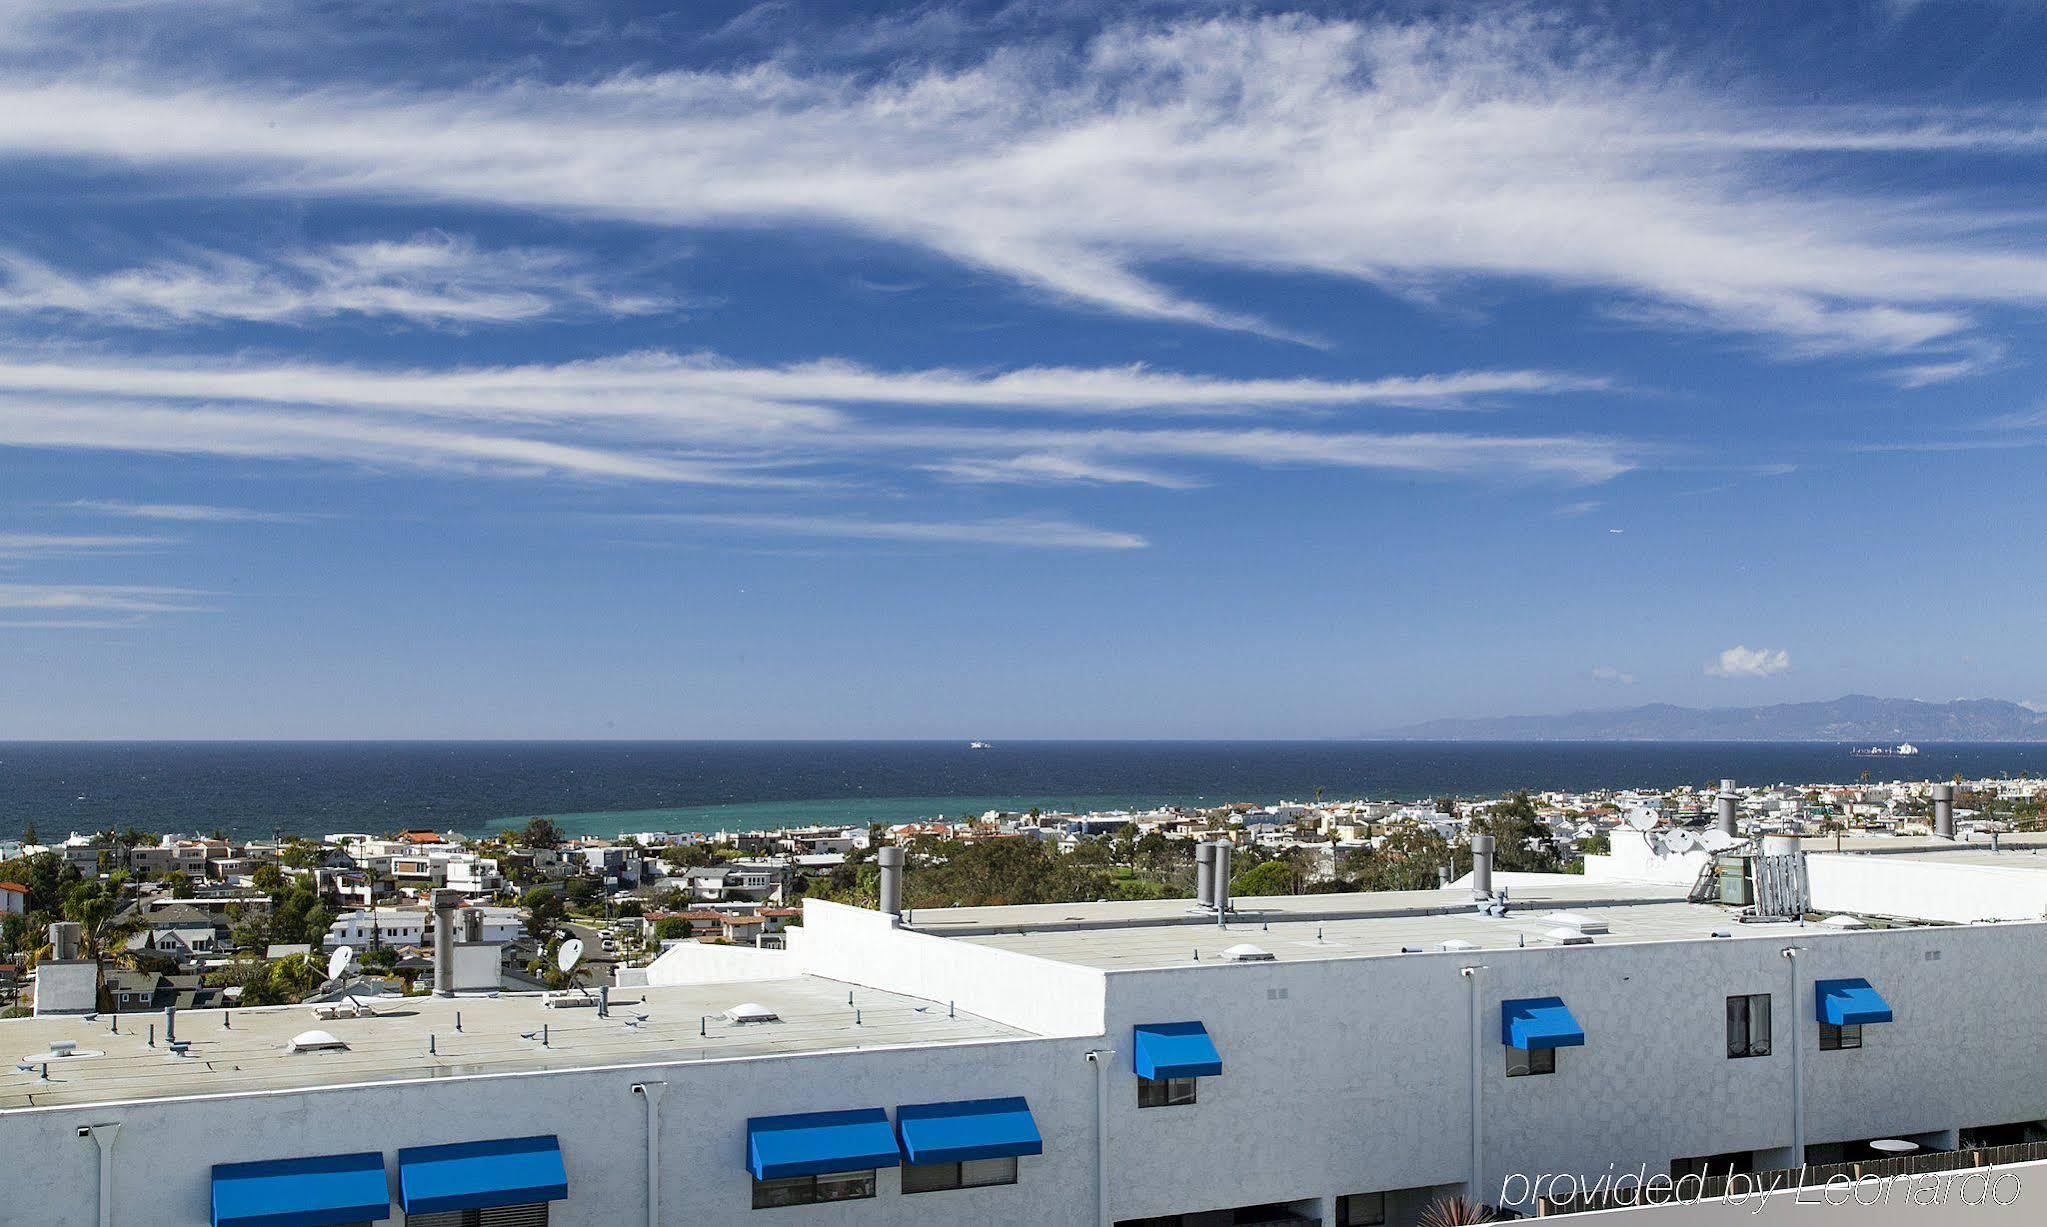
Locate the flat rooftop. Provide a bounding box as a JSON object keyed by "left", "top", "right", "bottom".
{"left": 905, "top": 883, "right": 1818, "bottom": 971}
{"left": 0, "top": 976, "right": 1023, "bottom": 1113}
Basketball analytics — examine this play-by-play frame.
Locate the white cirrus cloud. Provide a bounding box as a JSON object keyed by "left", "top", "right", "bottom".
{"left": 0, "top": 15, "right": 2038, "bottom": 371}
{"left": 1705, "top": 645, "right": 1792, "bottom": 678}
{"left": 651, "top": 513, "right": 1148, "bottom": 551}
{"left": 0, "top": 583, "right": 209, "bottom": 612}
{"left": 0, "top": 532, "right": 172, "bottom": 558}
{"left": 62, "top": 500, "right": 317, "bottom": 523}
{"left": 0, "top": 233, "right": 672, "bottom": 328}
{"left": 0, "top": 348, "right": 1634, "bottom": 492}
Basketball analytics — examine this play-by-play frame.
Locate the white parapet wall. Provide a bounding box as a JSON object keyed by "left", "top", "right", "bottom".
{"left": 1583, "top": 829, "right": 1714, "bottom": 888}
{"left": 641, "top": 939, "right": 799, "bottom": 986}
{"left": 793, "top": 899, "right": 1109, "bottom": 1037}
{"left": 1807, "top": 853, "right": 2047, "bottom": 923}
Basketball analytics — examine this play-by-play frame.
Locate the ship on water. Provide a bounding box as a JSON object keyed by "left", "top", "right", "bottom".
{"left": 1850, "top": 742, "right": 1921, "bottom": 757}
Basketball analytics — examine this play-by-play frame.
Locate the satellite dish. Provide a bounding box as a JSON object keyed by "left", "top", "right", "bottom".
{"left": 326, "top": 946, "right": 354, "bottom": 982}
{"left": 1625, "top": 808, "right": 1658, "bottom": 832}
{"left": 1667, "top": 830, "right": 1698, "bottom": 853}
{"left": 556, "top": 938, "right": 585, "bottom": 975}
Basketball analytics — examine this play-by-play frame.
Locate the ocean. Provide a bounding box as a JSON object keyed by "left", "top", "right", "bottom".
{"left": 0, "top": 740, "right": 2041, "bottom": 842}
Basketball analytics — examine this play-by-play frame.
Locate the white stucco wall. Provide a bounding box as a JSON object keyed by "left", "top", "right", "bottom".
{"left": 0, "top": 1031, "right": 1096, "bottom": 1227}
{"left": 794, "top": 900, "right": 1107, "bottom": 1037}
{"left": 1808, "top": 853, "right": 2047, "bottom": 923}
{"left": 642, "top": 940, "right": 797, "bottom": 986}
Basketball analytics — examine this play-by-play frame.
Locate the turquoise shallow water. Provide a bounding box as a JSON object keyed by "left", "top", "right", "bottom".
{"left": 5, "top": 740, "right": 2042, "bottom": 841}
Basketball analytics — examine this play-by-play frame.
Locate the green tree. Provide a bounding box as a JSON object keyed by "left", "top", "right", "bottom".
{"left": 519, "top": 818, "right": 566, "bottom": 850}
{"left": 1470, "top": 792, "right": 1560, "bottom": 873}
{"left": 521, "top": 885, "right": 566, "bottom": 941}
{"left": 1230, "top": 859, "right": 1298, "bottom": 898}
{"left": 1345, "top": 823, "right": 1452, "bottom": 892}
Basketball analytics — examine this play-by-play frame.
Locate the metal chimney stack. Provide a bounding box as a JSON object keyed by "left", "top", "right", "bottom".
{"left": 432, "top": 889, "right": 461, "bottom": 998}
{"left": 1212, "top": 842, "right": 1232, "bottom": 918}
{"left": 1194, "top": 842, "right": 1216, "bottom": 909}
{"left": 1716, "top": 779, "right": 1740, "bottom": 838}
{"left": 1470, "top": 833, "right": 1496, "bottom": 899}
{"left": 462, "top": 907, "right": 484, "bottom": 944}
{"left": 1933, "top": 784, "right": 1956, "bottom": 840}
{"left": 877, "top": 845, "right": 905, "bottom": 917}
{"left": 48, "top": 922, "right": 80, "bottom": 962}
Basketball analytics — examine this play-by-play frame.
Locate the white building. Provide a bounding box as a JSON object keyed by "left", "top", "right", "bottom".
{"left": 9, "top": 839, "right": 2047, "bottom": 1224}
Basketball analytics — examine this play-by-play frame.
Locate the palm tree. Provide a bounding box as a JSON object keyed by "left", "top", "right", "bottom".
{"left": 1417, "top": 1195, "right": 1495, "bottom": 1226}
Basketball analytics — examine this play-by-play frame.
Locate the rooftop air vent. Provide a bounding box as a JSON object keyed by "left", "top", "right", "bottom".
{"left": 1439, "top": 939, "right": 1479, "bottom": 952}
{"left": 1539, "top": 911, "right": 1610, "bottom": 935}
{"left": 1820, "top": 914, "right": 1869, "bottom": 929}
{"left": 724, "top": 1002, "right": 779, "bottom": 1023}
{"left": 1221, "top": 943, "right": 1276, "bottom": 962}
{"left": 1543, "top": 927, "right": 1595, "bottom": 946}
{"left": 288, "top": 1029, "right": 349, "bottom": 1054}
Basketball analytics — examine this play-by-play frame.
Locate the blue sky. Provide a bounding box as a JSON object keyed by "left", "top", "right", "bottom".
{"left": 2, "top": 0, "right": 2046, "bottom": 737}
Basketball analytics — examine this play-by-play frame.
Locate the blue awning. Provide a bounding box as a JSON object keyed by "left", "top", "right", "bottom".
{"left": 896, "top": 1097, "right": 1044, "bottom": 1166}
{"left": 1502, "top": 997, "right": 1586, "bottom": 1050}
{"left": 211, "top": 1152, "right": 389, "bottom": 1227}
{"left": 1132, "top": 1021, "right": 1223, "bottom": 1079}
{"left": 397, "top": 1136, "right": 567, "bottom": 1216}
{"left": 747, "top": 1109, "right": 901, "bottom": 1181}
{"left": 1816, "top": 978, "right": 1893, "bottom": 1026}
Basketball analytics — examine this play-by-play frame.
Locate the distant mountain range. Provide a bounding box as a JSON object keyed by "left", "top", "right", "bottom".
{"left": 1371, "top": 695, "right": 2047, "bottom": 742}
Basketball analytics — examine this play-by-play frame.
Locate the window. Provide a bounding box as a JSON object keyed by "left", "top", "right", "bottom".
{"left": 1337, "top": 1191, "right": 1387, "bottom": 1226}
{"left": 752, "top": 1171, "right": 877, "bottom": 1209}
{"left": 405, "top": 1207, "right": 550, "bottom": 1227}
{"left": 901, "top": 1157, "right": 1019, "bottom": 1193}
{"left": 1137, "top": 1075, "right": 1198, "bottom": 1107}
{"left": 1819, "top": 1022, "right": 1862, "bottom": 1051}
{"left": 1505, "top": 1045, "right": 1556, "bottom": 1077}
{"left": 1726, "top": 993, "right": 1772, "bottom": 1058}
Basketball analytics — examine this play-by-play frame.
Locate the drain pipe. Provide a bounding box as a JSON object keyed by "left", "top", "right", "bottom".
{"left": 1086, "top": 1048, "right": 1115, "bottom": 1227}
{"left": 1783, "top": 947, "right": 1805, "bottom": 1166}
{"left": 631, "top": 1082, "right": 666, "bottom": 1227}
{"left": 1462, "top": 965, "right": 1486, "bottom": 1207}
{"left": 84, "top": 1121, "right": 119, "bottom": 1227}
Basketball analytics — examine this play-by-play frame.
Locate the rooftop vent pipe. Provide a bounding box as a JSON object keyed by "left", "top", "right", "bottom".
{"left": 1717, "top": 779, "right": 1739, "bottom": 838}
{"left": 1933, "top": 784, "right": 1956, "bottom": 840}
{"left": 1212, "top": 842, "right": 1233, "bottom": 918}
{"left": 877, "top": 845, "right": 905, "bottom": 917}
{"left": 1194, "top": 842, "right": 1216, "bottom": 910}
{"left": 432, "top": 889, "right": 462, "bottom": 998}
{"left": 1470, "top": 833, "right": 1496, "bottom": 900}
{"left": 461, "top": 907, "right": 484, "bottom": 944}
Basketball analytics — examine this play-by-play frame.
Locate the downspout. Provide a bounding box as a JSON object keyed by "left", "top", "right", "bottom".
{"left": 1462, "top": 965, "right": 1486, "bottom": 1208}
{"left": 1783, "top": 947, "right": 1805, "bottom": 1165}
{"left": 1086, "top": 1048, "right": 1115, "bottom": 1227}
{"left": 632, "top": 1081, "right": 666, "bottom": 1227}
{"left": 85, "top": 1121, "right": 119, "bottom": 1227}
